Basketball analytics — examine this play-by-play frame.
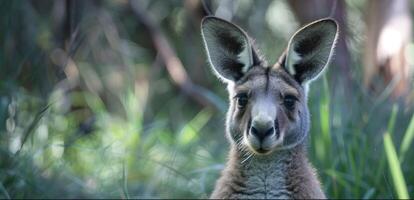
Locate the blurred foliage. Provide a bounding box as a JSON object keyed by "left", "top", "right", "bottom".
{"left": 1, "top": 0, "right": 414, "bottom": 199}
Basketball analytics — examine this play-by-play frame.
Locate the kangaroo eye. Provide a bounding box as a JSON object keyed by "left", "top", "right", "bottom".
{"left": 236, "top": 93, "right": 248, "bottom": 108}
{"left": 284, "top": 95, "right": 297, "bottom": 110}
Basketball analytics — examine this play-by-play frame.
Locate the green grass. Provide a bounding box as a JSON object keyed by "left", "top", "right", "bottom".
{"left": 2, "top": 71, "right": 413, "bottom": 199}
{"left": 384, "top": 132, "right": 409, "bottom": 199}
{"left": 400, "top": 113, "right": 414, "bottom": 163}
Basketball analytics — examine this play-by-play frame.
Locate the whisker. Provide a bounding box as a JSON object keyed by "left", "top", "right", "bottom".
{"left": 241, "top": 152, "right": 253, "bottom": 164}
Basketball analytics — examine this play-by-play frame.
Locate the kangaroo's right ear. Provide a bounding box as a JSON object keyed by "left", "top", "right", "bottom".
{"left": 201, "top": 17, "right": 254, "bottom": 82}
{"left": 284, "top": 18, "right": 338, "bottom": 84}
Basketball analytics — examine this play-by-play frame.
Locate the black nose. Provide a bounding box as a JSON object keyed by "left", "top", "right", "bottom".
{"left": 250, "top": 125, "right": 274, "bottom": 142}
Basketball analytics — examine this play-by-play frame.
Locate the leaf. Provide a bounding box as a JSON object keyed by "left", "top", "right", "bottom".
{"left": 383, "top": 132, "right": 409, "bottom": 199}
{"left": 399, "top": 113, "right": 414, "bottom": 162}
{"left": 16, "top": 103, "right": 51, "bottom": 155}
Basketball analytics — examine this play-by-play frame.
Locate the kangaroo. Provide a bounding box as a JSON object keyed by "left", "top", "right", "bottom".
{"left": 201, "top": 17, "right": 338, "bottom": 199}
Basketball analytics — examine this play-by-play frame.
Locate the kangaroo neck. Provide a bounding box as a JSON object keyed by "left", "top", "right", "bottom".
{"left": 234, "top": 144, "right": 305, "bottom": 198}
{"left": 212, "top": 142, "right": 318, "bottom": 199}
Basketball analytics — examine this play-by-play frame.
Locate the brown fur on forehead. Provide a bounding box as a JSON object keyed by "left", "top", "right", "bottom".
{"left": 270, "top": 68, "right": 303, "bottom": 96}
{"left": 235, "top": 66, "right": 268, "bottom": 84}
{"left": 234, "top": 67, "right": 268, "bottom": 92}
{"left": 234, "top": 66, "right": 302, "bottom": 97}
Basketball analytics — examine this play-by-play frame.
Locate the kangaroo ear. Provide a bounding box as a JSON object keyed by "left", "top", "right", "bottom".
{"left": 284, "top": 18, "right": 338, "bottom": 84}
{"left": 201, "top": 16, "right": 254, "bottom": 82}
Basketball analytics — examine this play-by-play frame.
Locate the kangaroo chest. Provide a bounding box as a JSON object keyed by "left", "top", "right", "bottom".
{"left": 211, "top": 146, "right": 325, "bottom": 199}
{"left": 227, "top": 155, "right": 293, "bottom": 199}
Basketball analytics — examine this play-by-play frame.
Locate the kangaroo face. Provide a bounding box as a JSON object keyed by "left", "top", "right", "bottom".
{"left": 227, "top": 66, "right": 308, "bottom": 154}
{"left": 201, "top": 17, "right": 338, "bottom": 155}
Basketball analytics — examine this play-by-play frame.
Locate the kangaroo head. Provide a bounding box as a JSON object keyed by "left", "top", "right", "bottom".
{"left": 201, "top": 17, "right": 338, "bottom": 155}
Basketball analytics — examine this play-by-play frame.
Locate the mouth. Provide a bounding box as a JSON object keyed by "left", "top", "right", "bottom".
{"left": 255, "top": 147, "right": 271, "bottom": 154}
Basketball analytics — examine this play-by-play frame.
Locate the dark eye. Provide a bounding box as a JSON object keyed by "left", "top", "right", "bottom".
{"left": 284, "top": 95, "right": 297, "bottom": 110}
{"left": 236, "top": 93, "right": 248, "bottom": 108}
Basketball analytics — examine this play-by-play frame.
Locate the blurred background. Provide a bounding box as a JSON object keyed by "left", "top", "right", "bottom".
{"left": 1, "top": 0, "right": 414, "bottom": 198}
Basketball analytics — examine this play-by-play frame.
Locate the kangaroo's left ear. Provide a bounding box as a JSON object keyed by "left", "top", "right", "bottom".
{"left": 201, "top": 16, "right": 255, "bottom": 82}
{"left": 284, "top": 18, "right": 338, "bottom": 84}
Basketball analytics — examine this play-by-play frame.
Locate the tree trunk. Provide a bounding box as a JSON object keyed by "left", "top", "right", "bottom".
{"left": 364, "top": 0, "right": 412, "bottom": 98}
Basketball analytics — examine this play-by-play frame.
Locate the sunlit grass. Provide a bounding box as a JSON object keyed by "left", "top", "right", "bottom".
{"left": 178, "top": 109, "right": 213, "bottom": 146}
{"left": 400, "top": 113, "right": 414, "bottom": 163}
{"left": 317, "top": 75, "right": 331, "bottom": 162}
{"left": 383, "top": 132, "right": 409, "bottom": 199}
{"left": 375, "top": 105, "right": 399, "bottom": 185}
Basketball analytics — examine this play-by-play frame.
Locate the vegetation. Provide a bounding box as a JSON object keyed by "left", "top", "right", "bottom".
{"left": 0, "top": 0, "right": 413, "bottom": 198}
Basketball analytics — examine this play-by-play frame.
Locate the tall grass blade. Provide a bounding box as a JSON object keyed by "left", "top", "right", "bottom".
{"left": 0, "top": 181, "right": 10, "bottom": 199}
{"left": 375, "top": 105, "right": 398, "bottom": 184}
{"left": 178, "top": 109, "right": 213, "bottom": 146}
{"left": 399, "top": 113, "right": 414, "bottom": 163}
{"left": 16, "top": 103, "right": 51, "bottom": 155}
{"left": 122, "top": 162, "right": 130, "bottom": 199}
{"left": 362, "top": 188, "right": 375, "bottom": 199}
{"left": 317, "top": 75, "right": 331, "bottom": 161}
{"left": 383, "top": 132, "right": 409, "bottom": 199}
